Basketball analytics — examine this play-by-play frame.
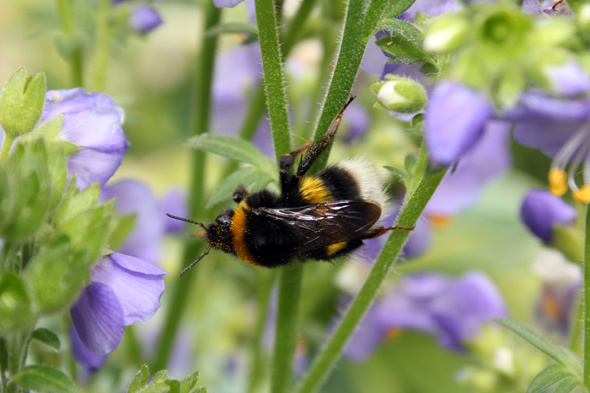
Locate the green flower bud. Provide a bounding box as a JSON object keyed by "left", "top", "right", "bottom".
{"left": 371, "top": 75, "right": 427, "bottom": 114}
{"left": 423, "top": 13, "right": 469, "bottom": 53}
{"left": 476, "top": 6, "right": 531, "bottom": 53}
{"left": 0, "top": 272, "right": 35, "bottom": 333}
{"left": 0, "top": 67, "right": 46, "bottom": 138}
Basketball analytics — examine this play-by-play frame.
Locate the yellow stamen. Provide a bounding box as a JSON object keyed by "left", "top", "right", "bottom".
{"left": 548, "top": 168, "right": 568, "bottom": 197}
{"left": 573, "top": 185, "right": 590, "bottom": 204}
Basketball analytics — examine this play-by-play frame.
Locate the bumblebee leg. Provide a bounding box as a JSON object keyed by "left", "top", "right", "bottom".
{"left": 296, "top": 95, "right": 355, "bottom": 177}
{"left": 361, "top": 224, "right": 415, "bottom": 240}
{"left": 279, "top": 139, "right": 312, "bottom": 172}
{"left": 232, "top": 184, "right": 250, "bottom": 203}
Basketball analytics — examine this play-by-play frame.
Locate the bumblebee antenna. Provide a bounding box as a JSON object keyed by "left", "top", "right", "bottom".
{"left": 166, "top": 213, "right": 207, "bottom": 231}
{"left": 179, "top": 244, "right": 211, "bottom": 277}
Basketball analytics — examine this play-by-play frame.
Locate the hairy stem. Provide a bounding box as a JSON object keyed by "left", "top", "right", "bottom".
{"left": 55, "top": 0, "right": 84, "bottom": 87}
{"left": 89, "top": 0, "right": 111, "bottom": 92}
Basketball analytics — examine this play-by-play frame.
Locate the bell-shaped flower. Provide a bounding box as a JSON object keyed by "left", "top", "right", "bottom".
{"left": 70, "top": 326, "right": 107, "bottom": 374}
{"left": 129, "top": 5, "right": 163, "bottom": 34}
{"left": 542, "top": 61, "right": 590, "bottom": 97}
{"left": 520, "top": 189, "right": 577, "bottom": 243}
{"left": 40, "top": 88, "right": 129, "bottom": 190}
{"left": 70, "top": 252, "right": 167, "bottom": 355}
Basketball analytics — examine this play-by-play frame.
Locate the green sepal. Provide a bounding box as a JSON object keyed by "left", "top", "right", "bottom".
{"left": 25, "top": 235, "right": 90, "bottom": 314}
{"left": 0, "top": 272, "right": 35, "bottom": 334}
{"left": 32, "top": 328, "right": 61, "bottom": 350}
{"left": 54, "top": 183, "right": 101, "bottom": 227}
{"left": 13, "top": 365, "right": 81, "bottom": 393}
{"left": 411, "top": 113, "right": 424, "bottom": 125}
{"left": 376, "top": 19, "right": 436, "bottom": 66}
{"left": 180, "top": 371, "right": 200, "bottom": 393}
{"left": 206, "top": 166, "right": 275, "bottom": 209}
{"left": 151, "top": 370, "right": 170, "bottom": 384}
{"left": 110, "top": 213, "right": 137, "bottom": 251}
{"left": 494, "top": 64, "right": 525, "bottom": 109}
{"left": 127, "top": 364, "right": 150, "bottom": 393}
{"left": 0, "top": 67, "right": 47, "bottom": 137}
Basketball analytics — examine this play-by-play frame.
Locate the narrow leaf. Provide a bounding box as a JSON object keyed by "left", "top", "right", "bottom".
{"left": 187, "top": 134, "right": 272, "bottom": 169}
{"left": 32, "top": 328, "right": 61, "bottom": 350}
{"left": 14, "top": 365, "right": 81, "bottom": 393}
{"left": 384, "top": 0, "right": 416, "bottom": 18}
{"left": 127, "top": 364, "right": 150, "bottom": 393}
{"left": 493, "top": 318, "right": 582, "bottom": 376}
{"left": 553, "top": 376, "right": 581, "bottom": 393}
{"left": 180, "top": 371, "right": 199, "bottom": 393}
{"left": 526, "top": 365, "right": 570, "bottom": 393}
{"left": 206, "top": 166, "right": 274, "bottom": 209}
{"left": 383, "top": 166, "right": 409, "bottom": 185}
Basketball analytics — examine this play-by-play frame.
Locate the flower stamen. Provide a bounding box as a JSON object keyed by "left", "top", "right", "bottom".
{"left": 549, "top": 125, "right": 590, "bottom": 202}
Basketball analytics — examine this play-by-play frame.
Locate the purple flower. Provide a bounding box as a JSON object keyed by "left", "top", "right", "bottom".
{"left": 160, "top": 187, "right": 188, "bottom": 233}
{"left": 398, "top": 0, "right": 463, "bottom": 22}
{"left": 543, "top": 61, "right": 590, "bottom": 97}
{"left": 101, "top": 180, "right": 165, "bottom": 265}
{"left": 521, "top": 189, "right": 577, "bottom": 243}
{"left": 41, "top": 88, "right": 129, "bottom": 190}
{"left": 343, "top": 271, "right": 507, "bottom": 361}
{"left": 425, "top": 81, "right": 495, "bottom": 165}
{"left": 213, "top": 0, "right": 245, "bottom": 7}
{"left": 70, "top": 326, "right": 107, "bottom": 374}
{"left": 129, "top": 5, "right": 163, "bottom": 34}
{"left": 70, "top": 252, "right": 167, "bottom": 355}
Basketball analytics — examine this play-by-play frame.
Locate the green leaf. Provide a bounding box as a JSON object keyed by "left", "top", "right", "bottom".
{"left": 13, "top": 365, "right": 81, "bottom": 393}
{"left": 526, "top": 365, "right": 572, "bottom": 393}
{"left": 383, "top": 0, "right": 416, "bottom": 19}
{"left": 127, "top": 364, "right": 150, "bottom": 393}
{"left": 404, "top": 154, "right": 419, "bottom": 177}
{"left": 376, "top": 19, "right": 436, "bottom": 66}
{"left": 164, "top": 380, "right": 181, "bottom": 393}
{"left": 187, "top": 134, "right": 274, "bottom": 172}
{"left": 0, "top": 272, "right": 35, "bottom": 333}
{"left": 180, "top": 371, "right": 200, "bottom": 393}
{"left": 553, "top": 376, "right": 581, "bottom": 393}
{"left": 493, "top": 318, "right": 582, "bottom": 377}
{"left": 32, "top": 328, "right": 61, "bottom": 350}
{"left": 383, "top": 166, "right": 409, "bottom": 185}
{"left": 151, "top": 370, "right": 169, "bottom": 384}
{"left": 206, "top": 166, "right": 274, "bottom": 209}
{"left": 140, "top": 380, "right": 171, "bottom": 393}
{"left": 206, "top": 22, "right": 257, "bottom": 37}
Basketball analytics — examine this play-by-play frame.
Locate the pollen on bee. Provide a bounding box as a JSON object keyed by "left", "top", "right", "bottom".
{"left": 548, "top": 168, "right": 568, "bottom": 197}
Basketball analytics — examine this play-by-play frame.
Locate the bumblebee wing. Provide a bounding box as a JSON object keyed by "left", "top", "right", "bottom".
{"left": 253, "top": 200, "right": 381, "bottom": 253}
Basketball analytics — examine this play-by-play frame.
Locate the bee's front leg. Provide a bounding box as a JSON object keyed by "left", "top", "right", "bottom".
{"left": 232, "top": 184, "right": 250, "bottom": 203}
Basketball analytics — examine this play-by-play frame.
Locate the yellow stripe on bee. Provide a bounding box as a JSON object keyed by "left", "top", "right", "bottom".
{"left": 326, "top": 242, "right": 347, "bottom": 256}
{"left": 231, "top": 201, "right": 260, "bottom": 267}
{"left": 300, "top": 176, "right": 332, "bottom": 204}
{"left": 548, "top": 168, "right": 567, "bottom": 197}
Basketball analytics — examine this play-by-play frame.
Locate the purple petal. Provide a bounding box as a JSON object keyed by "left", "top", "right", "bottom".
{"left": 544, "top": 61, "right": 590, "bottom": 97}
{"left": 521, "top": 189, "right": 577, "bottom": 243}
{"left": 343, "top": 101, "right": 371, "bottom": 141}
{"left": 90, "top": 253, "right": 167, "bottom": 325}
{"left": 426, "top": 81, "right": 494, "bottom": 164}
{"left": 160, "top": 188, "right": 188, "bottom": 233}
{"left": 213, "top": 0, "right": 245, "bottom": 7}
{"left": 376, "top": 289, "right": 439, "bottom": 333}
{"left": 399, "top": 0, "right": 462, "bottom": 21}
{"left": 68, "top": 149, "right": 125, "bottom": 190}
{"left": 403, "top": 216, "right": 432, "bottom": 258}
{"left": 70, "top": 325, "right": 107, "bottom": 373}
{"left": 361, "top": 35, "right": 389, "bottom": 76}
{"left": 343, "top": 306, "right": 384, "bottom": 362}
{"left": 101, "top": 180, "right": 165, "bottom": 264}
{"left": 426, "top": 121, "right": 511, "bottom": 215}
{"left": 521, "top": 0, "right": 544, "bottom": 14}
{"left": 71, "top": 282, "right": 125, "bottom": 355}
{"left": 129, "top": 5, "right": 163, "bottom": 34}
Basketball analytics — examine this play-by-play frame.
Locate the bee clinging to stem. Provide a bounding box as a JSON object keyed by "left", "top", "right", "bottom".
{"left": 167, "top": 95, "right": 413, "bottom": 276}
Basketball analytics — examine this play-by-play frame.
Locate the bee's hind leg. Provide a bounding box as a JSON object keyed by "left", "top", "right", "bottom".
{"left": 361, "top": 224, "right": 415, "bottom": 240}
{"left": 296, "top": 95, "right": 355, "bottom": 178}
{"left": 232, "top": 184, "right": 250, "bottom": 203}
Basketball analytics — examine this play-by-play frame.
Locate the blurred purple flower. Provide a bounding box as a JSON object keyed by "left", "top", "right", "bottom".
{"left": 344, "top": 271, "right": 507, "bottom": 361}
{"left": 521, "top": 189, "right": 577, "bottom": 243}
{"left": 425, "top": 81, "right": 494, "bottom": 165}
{"left": 70, "top": 326, "right": 107, "bottom": 374}
{"left": 399, "top": 0, "right": 462, "bottom": 21}
{"left": 343, "top": 101, "right": 371, "bottom": 141}
{"left": 41, "top": 88, "right": 129, "bottom": 190}
{"left": 101, "top": 180, "right": 165, "bottom": 264}
{"left": 70, "top": 252, "right": 167, "bottom": 355}
{"left": 213, "top": 0, "right": 245, "bottom": 7}
{"left": 129, "top": 5, "right": 163, "bottom": 33}
{"left": 160, "top": 187, "right": 188, "bottom": 233}
{"left": 543, "top": 61, "right": 590, "bottom": 97}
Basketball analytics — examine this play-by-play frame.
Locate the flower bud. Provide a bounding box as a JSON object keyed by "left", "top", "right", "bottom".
{"left": 371, "top": 75, "right": 427, "bottom": 114}
{"left": 129, "top": 5, "right": 163, "bottom": 34}
{"left": 423, "top": 14, "right": 469, "bottom": 53}
{"left": 0, "top": 67, "right": 46, "bottom": 138}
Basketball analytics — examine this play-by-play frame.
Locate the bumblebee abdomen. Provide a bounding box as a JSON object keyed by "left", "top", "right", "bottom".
{"left": 243, "top": 213, "right": 301, "bottom": 268}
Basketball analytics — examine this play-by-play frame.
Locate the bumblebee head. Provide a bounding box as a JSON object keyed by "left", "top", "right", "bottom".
{"left": 206, "top": 210, "right": 235, "bottom": 254}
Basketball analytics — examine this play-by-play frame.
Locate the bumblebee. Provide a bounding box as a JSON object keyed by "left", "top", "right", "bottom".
{"left": 168, "top": 96, "right": 412, "bottom": 276}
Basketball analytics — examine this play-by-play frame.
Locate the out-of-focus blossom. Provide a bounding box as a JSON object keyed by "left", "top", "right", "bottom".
{"left": 343, "top": 101, "right": 371, "bottom": 141}
{"left": 160, "top": 187, "right": 188, "bottom": 233}
{"left": 425, "top": 81, "right": 494, "bottom": 165}
{"left": 343, "top": 271, "right": 508, "bottom": 361}
{"left": 521, "top": 189, "right": 577, "bottom": 243}
{"left": 398, "top": 0, "right": 462, "bottom": 22}
{"left": 543, "top": 61, "right": 590, "bottom": 97}
{"left": 213, "top": 0, "right": 245, "bottom": 8}
{"left": 41, "top": 88, "right": 128, "bottom": 190}
{"left": 129, "top": 5, "right": 163, "bottom": 34}
{"left": 101, "top": 180, "right": 165, "bottom": 264}
{"left": 532, "top": 249, "right": 581, "bottom": 340}
{"left": 70, "top": 326, "right": 107, "bottom": 374}
{"left": 70, "top": 252, "right": 167, "bottom": 355}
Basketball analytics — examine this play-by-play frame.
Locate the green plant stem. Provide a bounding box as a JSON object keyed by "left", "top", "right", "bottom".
{"left": 294, "top": 147, "right": 445, "bottom": 393}
{"left": 0, "top": 135, "right": 14, "bottom": 162}
{"left": 569, "top": 290, "right": 583, "bottom": 354}
{"left": 151, "top": 3, "right": 221, "bottom": 373}
{"left": 90, "top": 0, "right": 111, "bottom": 92}
{"left": 55, "top": 0, "right": 84, "bottom": 87}
{"left": 584, "top": 205, "right": 590, "bottom": 389}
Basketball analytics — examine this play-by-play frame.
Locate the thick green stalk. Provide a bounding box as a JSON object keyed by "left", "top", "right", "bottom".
{"left": 55, "top": 0, "right": 84, "bottom": 87}
{"left": 0, "top": 136, "right": 14, "bottom": 162}
{"left": 151, "top": 3, "right": 221, "bottom": 372}
{"left": 294, "top": 148, "right": 445, "bottom": 393}
{"left": 89, "top": 0, "right": 111, "bottom": 92}
{"left": 584, "top": 206, "right": 590, "bottom": 388}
